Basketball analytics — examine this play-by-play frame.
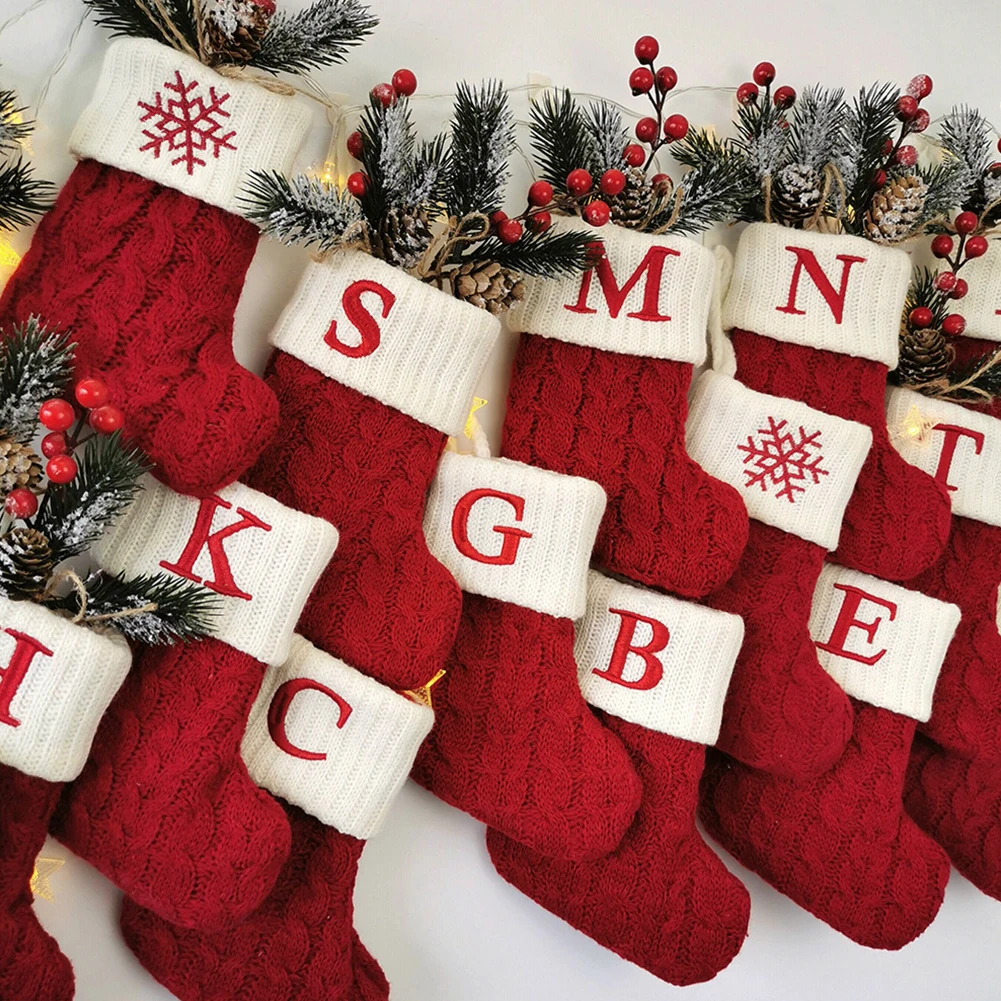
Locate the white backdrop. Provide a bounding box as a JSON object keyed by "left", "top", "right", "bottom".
{"left": 3, "top": 1, "right": 1001, "bottom": 999}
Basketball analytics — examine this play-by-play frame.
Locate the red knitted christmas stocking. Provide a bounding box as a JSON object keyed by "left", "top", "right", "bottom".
{"left": 412, "top": 451, "right": 642, "bottom": 861}
{"left": 120, "top": 635, "right": 431, "bottom": 1001}
{"left": 701, "top": 563, "right": 959, "bottom": 949}
{"left": 722, "top": 223, "right": 951, "bottom": 580}
{"left": 54, "top": 479, "right": 338, "bottom": 931}
{"left": 686, "top": 371, "right": 871, "bottom": 778}
{"left": 488, "top": 571, "right": 749, "bottom": 986}
{"left": 0, "top": 40, "right": 311, "bottom": 493}
{"left": 503, "top": 220, "right": 747, "bottom": 599}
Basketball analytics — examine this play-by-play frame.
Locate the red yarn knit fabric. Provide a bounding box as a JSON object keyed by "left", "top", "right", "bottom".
{"left": 0, "top": 160, "right": 277, "bottom": 494}
{"left": 120, "top": 803, "right": 387, "bottom": 1001}
{"left": 705, "top": 521, "right": 853, "bottom": 779}
{"left": 250, "top": 351, "right": 461, "bottom": 691}
{"left": 487, "top": 715, "right": 749, "bottom": 986}
{"left": 0, "top": 766, "right": 74, "bottom": 1001}
{"left": 700, "top": 700, "right": 951, "bottom": 949}
{"left": 412, "top": 593, "right": 642, "bottom": 861}
{"left": 731, "top": 329, "right": 951, "bottom": 581}
{"left": 905, "top": 733, "right": 1001, "bottom": 901}
{"left": 53, "top": 639, "right": 290, "bottom": 931}
{"left": 502, "top": 333, "right": 748, "bottom": 599}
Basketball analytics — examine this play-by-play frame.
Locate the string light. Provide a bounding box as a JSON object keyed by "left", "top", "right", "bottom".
{"left": 893, "top": 404, "right": 936, "bottom": 445}
{"left": 0, "top": 238, "right": 22, "bottom": 270}
{"left": 30, "top": 856, "right": 64, "bottom": 903}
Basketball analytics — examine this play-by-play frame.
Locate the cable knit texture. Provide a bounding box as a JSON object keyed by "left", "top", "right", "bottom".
{"left": 488, "top": 715, "right": 749, "bottom": 986}
{"left": 700, "top": 701, "right": 951, "bottom": 949}
{"left": 705, "top": 521, "right": 854, "bottom": 779}
{"left": 53, "top": 639, "right": 291, "bottom": 932}
{"left": 731, "top": 329, "right": 951, "bottom": 580}
{"left": 0, "top": 159, "right": 277, "bottom": 494}
{"left": 503, "top": 333, "right": 748, "bottom": 598}
{"left": 0, "top": 767, "right": 74, "bottom": 1001}
{"left": 413, "top": 594, "right": 642, "bottom": 861}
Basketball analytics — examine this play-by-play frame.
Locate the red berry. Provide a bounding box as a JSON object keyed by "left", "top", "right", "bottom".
{"left": 655, "top": 66, "right": 678, "bottom": 92}
{"left": 39, "top": 398, "right": 74, "bottom": 432}
{"left": 40, "top": 432, "right": 67, "bottom": 459}
{"left": 989, "top": 162, "right": 1001, "bottom": 176}
{"left": 490, "top": 210, "right": 509, "bottom": 227}
{"left": 527, "top": 211, "right": 552, "bottom": 234}
{"left": 634, "top": 35, "right": 659, "bottom": 63}
{"left": 951, "top": 278, "right": 969, "bottom": 299}
{"left": 931, "top": 234, "right": 954, "bottom": 258}
{"left": 955, "top": 211, "right": 978, "bottom": 235}
{"left": 528, "top": 180, "right": 554, "bottom": 207}
{"left": 5, "top": 488, "right": 37, "bottom": 519}
{"left": 663, "top": 114, "right": 689, "bottom": 141}
{"left": 346, "top": 131, "right": 364, "bottom": 160}
{"left": 583, "top": 199, "right": 610, "bottom": 227}
{"left": 497, "top": 219, "right": 523, "bottom": 245}
{"left": 74, "top": 377, "right": 109, "bottom": 409}
{"left": 250, "top": 0, "right": 276, "bottom": 13}
{"left": 623, "top": 144, "right": 646, "bottom": 167}
{"left": 911, "top": 109, "right": 930, "bottom": 133}
{"left": 942, "top": 314, "right": 967, "bottom": 337}
{"left": 935, "top": 272, "right": 958, "bottom": 292}
{"left": 965, "top": 235, "right": 989, "bottom": 258}
{"left": 896, "top": 95, "right": 918, "bottom": 121}
{"left": 907, "top": 74, "right": 933, "bottom": 100}
{"left": 600, "top": 169, "right": 627, "bottom": 196}
{"left": 873, "top": 169, "right": 888, "bottom": 187}
{"left": 773, "top": 86, "right": 796, "bottom": 109}
{"left": 736, "top": 82, "right": 759, "bottom": 105}
{"left": 909, "top": 306, "right": 934, "bottom": 329}
{"left": 651, "top": 172, "right": 671, "bottom": 190}
{"left": 371, "top": 83, "right": 396, "bottom": 107}
{"left": 635, "top": 117, "right": 658, "bottom": 143}
{"left": 882, "top": 138, "right": 894, "bottom": 156}
{"left": 753, "top": 61, "right": 775, "bottom": 86}
{"left": 346, "top": 171, "right": 368, "bottom": 197}
{"left": 894, "top": 145, "right": 918, "bottom": 167}
{"left": 88, "top": 405, "right": 125, "bottom": 434}
{"left": 46, "top": 454, "right": 77, "bottom": 485}
{"left": 630, "top": 67, "right": 655, "bottom": 95}
{"left": 997, "top": 137, "right": 1001, "bottom": 154}
{"left": 392, "top": 68, "right": 417, "bottom": 97}
{"left": 566, "top": 169, "right": 593, "bottom": 196}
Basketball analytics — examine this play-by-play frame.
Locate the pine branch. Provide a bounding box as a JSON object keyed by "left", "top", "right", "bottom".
{"left": 35, "top": 431, "right": 148, "bottom": 562}
{"left": 0, "top": 318, "right": 75, "bottom": 442}
{"left": 82, "top": 0, "right": 199, "bottom": 50}
{"left": 734, "top": 93, "right": 790, "bottom": 181}
{"left": 936, "top": 105, "right": 994, "bottom": 220}
{"left": 584, "top": 101, "right": 628, "bottom": 175}
{"left": 358, "top": 94, "right": 417, "bottom": 223}
{"left": 459, "top": 229, "right": 596, "bottom": 280}
{"left": 0, "top": 89, "right": 32, "bottom": 154}
{"left": 407, "top": 134, "right": 449, "bottom": 207}
{"left": 943, "top": 345, "right": 1001, "bottom": 402}
{"left": 789, "top": 86, "right": 846, "bottom": 172}
{"left": 251, "top": 0, "right": 377, "bottom": 75}
{"left": 0, "top": 158, "right": 55, "bottom": 231}
{"left": 903, "top": 267, "right": 950, "bottom": 329}
{"left": 657, "top": 156, "right": 757, "bottom": 235}
{"left": 841, "top": 83, "right": 899, "bottom": 234}
{"left": 530, "top": 89, "right": 596, "bottom": 190}
{"left": 241, "top": 169, "right": 363, "bottom": 252}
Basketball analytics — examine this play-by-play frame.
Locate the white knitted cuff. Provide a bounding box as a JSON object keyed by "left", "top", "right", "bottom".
{"left": 686, "top": 371, "right": 872, "bottom": 549}
{"left": 809, "top": 563, "right": 959, "bottom": 722}
{"left": 269, "top": 252, "right": 500, "bottom": 437}
{"left": 423, "top": 452, "right": 605, "bottom": 620}
{"left": 93, "top": 477, "right": 338, "bottom": 666}
{"left": 575, "top": 571, "right": 743, "bottom": 745}
{"left": 887, "top": 387, "right": 1001, "bottom": 529}
{"left": 508, "top": 218, "right": 714, "bottom": 363}
{"left": 950, "top": 241, "right": 1001, "bottom": 342}
{"left": 722, "top": 223, "right": 910, "bottom": 368}
{"left": 242, "top": 635, "right": 432, "bottom": 839}
{"left": 0, "top": 599, "right": 131, "bottom": 782}
{"left": 70, "top": 39, "right": 310, "bottom": 217}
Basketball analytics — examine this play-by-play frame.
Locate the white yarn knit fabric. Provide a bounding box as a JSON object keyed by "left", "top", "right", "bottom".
{"left": 242, "top": 635, "right": 433, "bottom": 840}
{"left": 948, "top": 240, "right": 1001, "bottom": 342}
{"left": 0, "top": 599, "right": 131, "bottom": 782}
{"left": 423, "top": 451, "right": 606, "bottom": 620}
{"left": 575, "top": 571, "right": 743, "bottom": 745}
{"left": 94, "top": 477, "right": 338, "bottom": 666}
{"left": 71, "top": 39, "right": 310, "bottom": 217}
{"left": 809, "top": 563, "right": 960, "bottom": 722}
{"left": 270, "top": 251, "right": 501, "bottom": 438}
{"left": 686, "top": 371, "right": 872, "bottom": 549}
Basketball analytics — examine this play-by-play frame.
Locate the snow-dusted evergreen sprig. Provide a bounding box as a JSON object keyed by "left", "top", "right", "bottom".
{"left": 357, "top": 94, "right": 418, "bottom": 221}
{"left": 584, "top": 102, "right": 629, "bottom": 176}
{"left": 0, "top": 319, "right": 75, "bottom": 442}
{"left": 0, "top": 77, "right": 53, "bottom": 230}
{"left": 657, "top": 156, "right": 758, "bottom": 236}
{"left": 934, "top": 106, "right": 1000, "bottom": 224}
{"left": 734, "top": 93, "right": 790, "bottom": 181}
{"left": 0, "top": 88, "right": 31, "bottom": 153}
{"left": 789, "top": 87, "right": 847, "bottom": 172}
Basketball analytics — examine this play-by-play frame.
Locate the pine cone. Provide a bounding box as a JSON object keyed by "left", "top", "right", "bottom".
{"left": 451, "top": 261, "right": 525, "bottom": 316}
{"left": 0, "top": 438, "right": 42, "bottom": 494}
{"left": 0, "top": 527, "right": 54, "bottom": 599}
{"left": 205, "top": 0, "right": 271, "bottom": 67}
{"left": 771, "top": 163, "right": 823, "bottom": 227}
{"left": 608, "top": 167, "right": 655, "bottom": 229}
{"left": 864, "top": 174, "right": 929, "bottom": 244}
{"left": 898, "top": 326, "right": 955, "bottom": 388}
{"left": 372, "top": 205, "right": 433, "bottom": 270}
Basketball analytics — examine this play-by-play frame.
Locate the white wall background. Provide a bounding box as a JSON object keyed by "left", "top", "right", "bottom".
{"left": 3, "top": 1, "right": 1001, "bottom": 999}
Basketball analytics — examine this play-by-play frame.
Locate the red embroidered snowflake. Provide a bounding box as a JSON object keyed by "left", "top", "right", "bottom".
{"left": 138, "top": 71, "right": 237, "bottom": 175}
{"left": 738, "top": 416, "right": 828, "bottom": 504}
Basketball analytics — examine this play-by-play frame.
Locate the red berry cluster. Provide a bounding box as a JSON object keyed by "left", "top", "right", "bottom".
{"left": 629, "top": 35, "right": 688, "bottom": 171}
{"left": 881, "top": 74, "right": 934, "bottom": 172}
{"left": 736, "top": 62, "right": 796, "bottom": 111}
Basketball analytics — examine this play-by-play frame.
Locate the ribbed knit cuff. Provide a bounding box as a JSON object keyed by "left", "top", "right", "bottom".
{"left": 509, "top": 218, "right": 714, "bottom": 363}
{"left": 93, "top": 477, "right": 338, "bottom": 666}
{"left": 269, "top": 252, "right": 500, "bottom": 437}
{"left": 70, "top": 38, "right": 310, "bottom": 217}
{"left": 0, "top": 599, "right": 131, "bottom": 782}
{"left": 423, "top": 452, "right": 605, "bottom": 620}
{"left": 686, "top": 371, "right": 872, "bottom": 549}
{"left": 575, "top": 571, "right": 742, "bottom": 745}
{"left": 723, "top": 222, "right": 909, "bottom": 368}
{"left": 809, "top": 563, "right": 960, "bottom": 722}
{"left": 887, "top": 387, "right": 1001, "bottom": 528}
{"left": 242, "top": 635, "right": 432, "bottom": 839}
{"left": 950, "top": 240, "right": 1001, "bottom": 342}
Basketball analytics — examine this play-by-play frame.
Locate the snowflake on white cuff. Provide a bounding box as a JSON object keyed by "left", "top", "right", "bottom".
{"left": 739, "top": 416, "right": 828, "bottom": 504}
